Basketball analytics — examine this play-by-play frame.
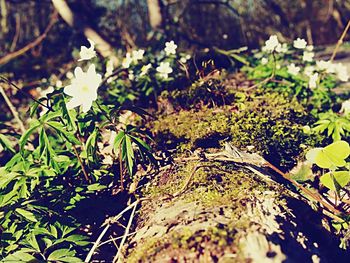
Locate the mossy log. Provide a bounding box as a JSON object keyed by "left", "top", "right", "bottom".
{"left": 121, "top": 161, "right": 349, "bottom": 262}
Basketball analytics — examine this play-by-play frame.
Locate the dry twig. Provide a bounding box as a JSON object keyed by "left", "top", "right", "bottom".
{"left": 0, "top": 84, "right": 25, "bottom": 133}
{"left": 0, "top": 11, "right": 58, "bottom": 65}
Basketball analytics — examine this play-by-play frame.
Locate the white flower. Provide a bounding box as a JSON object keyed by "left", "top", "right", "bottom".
{"left": 333, "top": 63, "right": 349, "bottom": 82}
{"left": 316, "top": 60, "right": 335, "bottom": 73}
{"left": 261, "top": 57, "right": 268, "bottom": 65}
{"left": 156, "top": 62, "right": 173, "bottom": 79}
{"left": 341, "top": 99, "right": 350, "bottom": 114}
{"left": 302, "top": 51, "right": 314, "bottom": 62}
{"left": 122, "top": 53, "right": 133, "bottom": 68}
{"left": 164, "top": 41, "right": 177, "bottom": 55}
{"left": 64, "top": 64, "right": 102, "bottom": 112}
{"left": 293, "top": 38, "right": 307, "bottom": 49}
{"left": 128, "top": 70, "right": 135, "bottom": 81}
{"left": 132, "top": 49, "right": 145, "bottom": 61}
{"left": 304, "top": 66, "right": 315, "bottom": 77}
{"left": 105, "top": 59, "right": 114, "bottom": 76}
{"left": 140, "top": 63, "right": 152, "bottom": 76}
{"left": 306, "top": 45, "right": 314, "bottom": 51}
{"left": 308, "top": 73, "right": 319, "bottom": 89}
{"left": 78, "top": 39, "right": 96, "bottom": 61}
{"left": 263, "top": 35, "right": 279, "bottom": 52}
{"left": 275, "top": 43, "right": 288, "bottom": 53}
{"left": 287, "top": 63, "right": 300, "bottom": 76}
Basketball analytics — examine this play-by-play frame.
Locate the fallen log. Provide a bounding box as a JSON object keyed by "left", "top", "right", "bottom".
{"left": 120, "top": 161, "right": 350, "bottom": 262}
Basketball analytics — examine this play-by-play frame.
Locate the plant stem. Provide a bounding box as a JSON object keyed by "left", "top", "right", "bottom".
{"left": 0, "top": 75, "right": 53, "bottom": 111}
{"left": 72, "top": 145, "right": 90, "bottom": 183}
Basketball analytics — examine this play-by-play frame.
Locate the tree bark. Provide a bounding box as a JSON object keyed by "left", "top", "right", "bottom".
{"left": 120, "top": 162, "right": 350, "bottom": 262}
{"left": 51, "top": 0, "right": 115, "bottom": 58}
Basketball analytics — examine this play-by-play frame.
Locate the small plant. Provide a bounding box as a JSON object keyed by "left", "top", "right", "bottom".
{"left": 292, "top": 140, "right": 350, "bottom": 248}
{"left": 311, "top": 111, "right": 350, "bottom": 141}
{"left": 0, "top": 38, "right": 158, "bottom": 261}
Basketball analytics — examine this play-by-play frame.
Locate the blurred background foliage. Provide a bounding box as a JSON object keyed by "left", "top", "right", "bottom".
{"left": 0, "top": 0, "right": 349, "bottom": 78}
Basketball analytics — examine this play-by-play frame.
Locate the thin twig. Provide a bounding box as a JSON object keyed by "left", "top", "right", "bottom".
{"left": 113, "top": 201, "right": 138, "bottom": 263}
{"left": 84, "top": 224, "right": 110, "bottom": 263}
{"left": 97, "top": 231, "right": 137, "bottom": 248}
{"left": 173, "top": 162, "right": 201, "bottom": 197}
{"left": 0, "top": 84, "right": 25, "bottom": 133}
{"left": 9, "top": 14, "right": 20, "bottom": 52}
{"left": 85, "top": 200, "right": 140, "bottom": 263}
{"left": 330, "top": 19, "right": 350, "bottom": 62}
{"left": 0, "top": 76, "right": 53, "bottom": 111}
{"left": 0, "top": 10, "right": 58, "bottom": 65}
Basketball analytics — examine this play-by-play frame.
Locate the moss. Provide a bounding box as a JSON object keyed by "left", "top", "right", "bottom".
{"left": 152, "top": 91, "right": 320, "bottom": 170}
{"left": 127, "top": 161, "right": 286, "bottom": 262}
{"left": 160, "top": 77, "right": 235, "bottom": 109}
{"left": 145, "top": 161, "right": 270, "bottom": 206}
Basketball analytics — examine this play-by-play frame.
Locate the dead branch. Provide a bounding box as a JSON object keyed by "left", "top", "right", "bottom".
{"left": 0, "top": 11, "right": 58, "bottom": 66}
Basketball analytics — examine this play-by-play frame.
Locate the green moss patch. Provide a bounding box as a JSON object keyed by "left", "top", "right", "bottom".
{"left": 152, "top": 91, "right": 320, "bottom": 170}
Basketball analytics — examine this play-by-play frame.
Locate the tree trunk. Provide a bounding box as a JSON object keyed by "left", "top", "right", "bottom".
{"left": 121, "top": 161, "right": 349, "bottom": 262}
{"left": 147, "top": 0, "right": 163, "bottom": 30}
{"left": 51, "top": 0, "right": 115, "bottom": 58}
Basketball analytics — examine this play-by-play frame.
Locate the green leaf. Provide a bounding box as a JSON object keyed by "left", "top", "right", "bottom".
{"left": 19, "top": 120, "right": 41, "bottom": 152}
{"left": 0, "top": 170, "right": 20, "bottom": 189}
{"left": 290, "top": 163, "right": 313, "bottom": 182}
{"left": 55, "top": 257, "right": 83, "bottom": 263}
{"left": 1, "top": 251, "right": 39, "bottom": 262}
{"left": 124, "top": 135, "right": 134, "bottom": 175}
{"left": 15, "top": 208, "right": 37, "bottom": 222}
{"left": 320, "top": 171, "right": 350, "bottom": 191}
{"left": 113, "top": 131, "right": 125, "bottom": 153}
{"left": 26, "top": 233, "right": 40, "bottom": 252}
{"left": 87, "top": 183, "right": 107, "bottom": 191}
{"left": 46, "top": 121, "right": 80, "bottom": 145}
{"left": 306, "top": 141, "right": 350, "bottom": 169}
{"left": 64, "top": 234, "right": 90, "bottom": 246}
{"left": 0, "top": 134, "right": 15, "bottom": 154}
{"left": 47, "top": 249, "right": 74, "bottom": 261}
